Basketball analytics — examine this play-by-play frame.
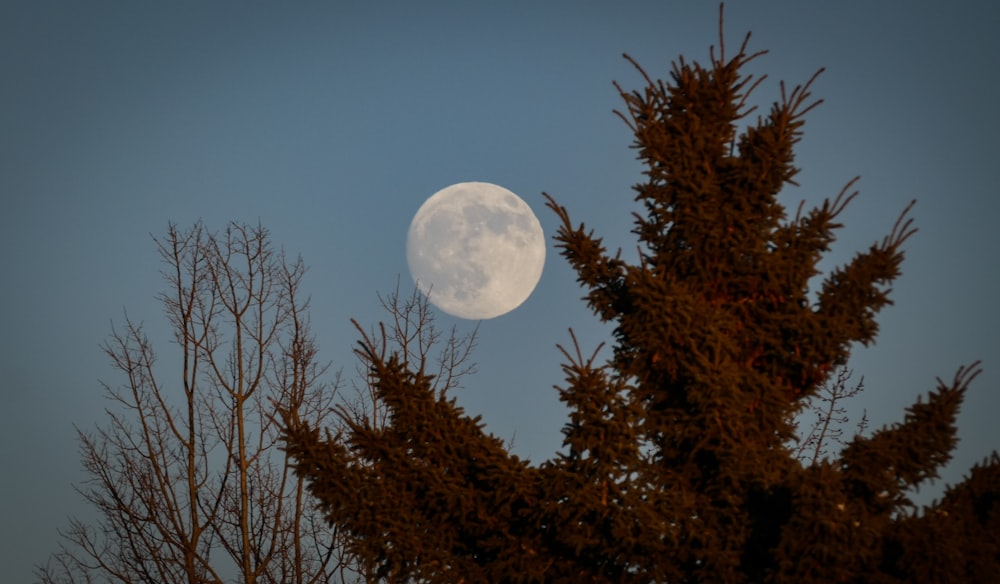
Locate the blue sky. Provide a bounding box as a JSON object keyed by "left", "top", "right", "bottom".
{"left": 2, "top": 2, "right": 998, "bottom": 580}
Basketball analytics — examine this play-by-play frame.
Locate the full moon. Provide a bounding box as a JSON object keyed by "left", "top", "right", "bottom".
{"left": 406, "top": 182, "right": 545, "bottom": 320}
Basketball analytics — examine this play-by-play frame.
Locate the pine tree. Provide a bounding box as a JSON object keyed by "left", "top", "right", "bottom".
{"left": 282, "top": 17, "right": 999, "bottom": 584}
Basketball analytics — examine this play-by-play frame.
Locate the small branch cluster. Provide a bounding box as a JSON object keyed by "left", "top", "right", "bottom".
{"left": 793, "top": 367, "right": 869, "bottom": 465}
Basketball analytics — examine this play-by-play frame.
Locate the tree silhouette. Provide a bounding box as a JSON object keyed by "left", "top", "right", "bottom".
{"left": 38, "top": 222, "right": 349, "bottom": 584}
{"left": 282, "top": 16, "right": 999, "bottom": 584}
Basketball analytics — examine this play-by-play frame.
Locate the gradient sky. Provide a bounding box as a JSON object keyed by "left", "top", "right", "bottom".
{"left": 3, "top": 2, "right": 998, "bottom": 580}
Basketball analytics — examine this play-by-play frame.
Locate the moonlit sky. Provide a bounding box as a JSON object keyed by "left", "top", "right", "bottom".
{"left": 2, "top": 2, "right": 998, "bottom": 579}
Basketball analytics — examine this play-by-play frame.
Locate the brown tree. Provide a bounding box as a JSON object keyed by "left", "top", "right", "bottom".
{"left": 37, "top": 222, "right": 348, "bottom": 584}
{"left": 283, "top": 13, "right": 999, "bottom": 584}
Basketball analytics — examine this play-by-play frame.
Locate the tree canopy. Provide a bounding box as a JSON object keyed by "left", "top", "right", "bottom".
{"left": 282, "top": 21, "right": 999, "bottom": 584}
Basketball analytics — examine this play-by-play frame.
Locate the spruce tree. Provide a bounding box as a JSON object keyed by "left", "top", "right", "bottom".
{"left": 283, "top": 22, "right": 998, "bottom": 584}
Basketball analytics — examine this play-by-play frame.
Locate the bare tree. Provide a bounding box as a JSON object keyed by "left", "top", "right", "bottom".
{"left": 794, "top": 367, "right": 870, "bottom": 465}
{"left": 37, "top": 221, "right": 348, "bottom": 584}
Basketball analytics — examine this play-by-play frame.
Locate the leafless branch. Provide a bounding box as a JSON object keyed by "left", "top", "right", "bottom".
{"left": 794, "top": 367, "right": 868, "bottom": 465}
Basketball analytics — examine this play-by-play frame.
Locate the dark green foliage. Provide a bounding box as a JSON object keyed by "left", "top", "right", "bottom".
{"left": 283, "top": 21, "right": 997, "bottom": 584}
